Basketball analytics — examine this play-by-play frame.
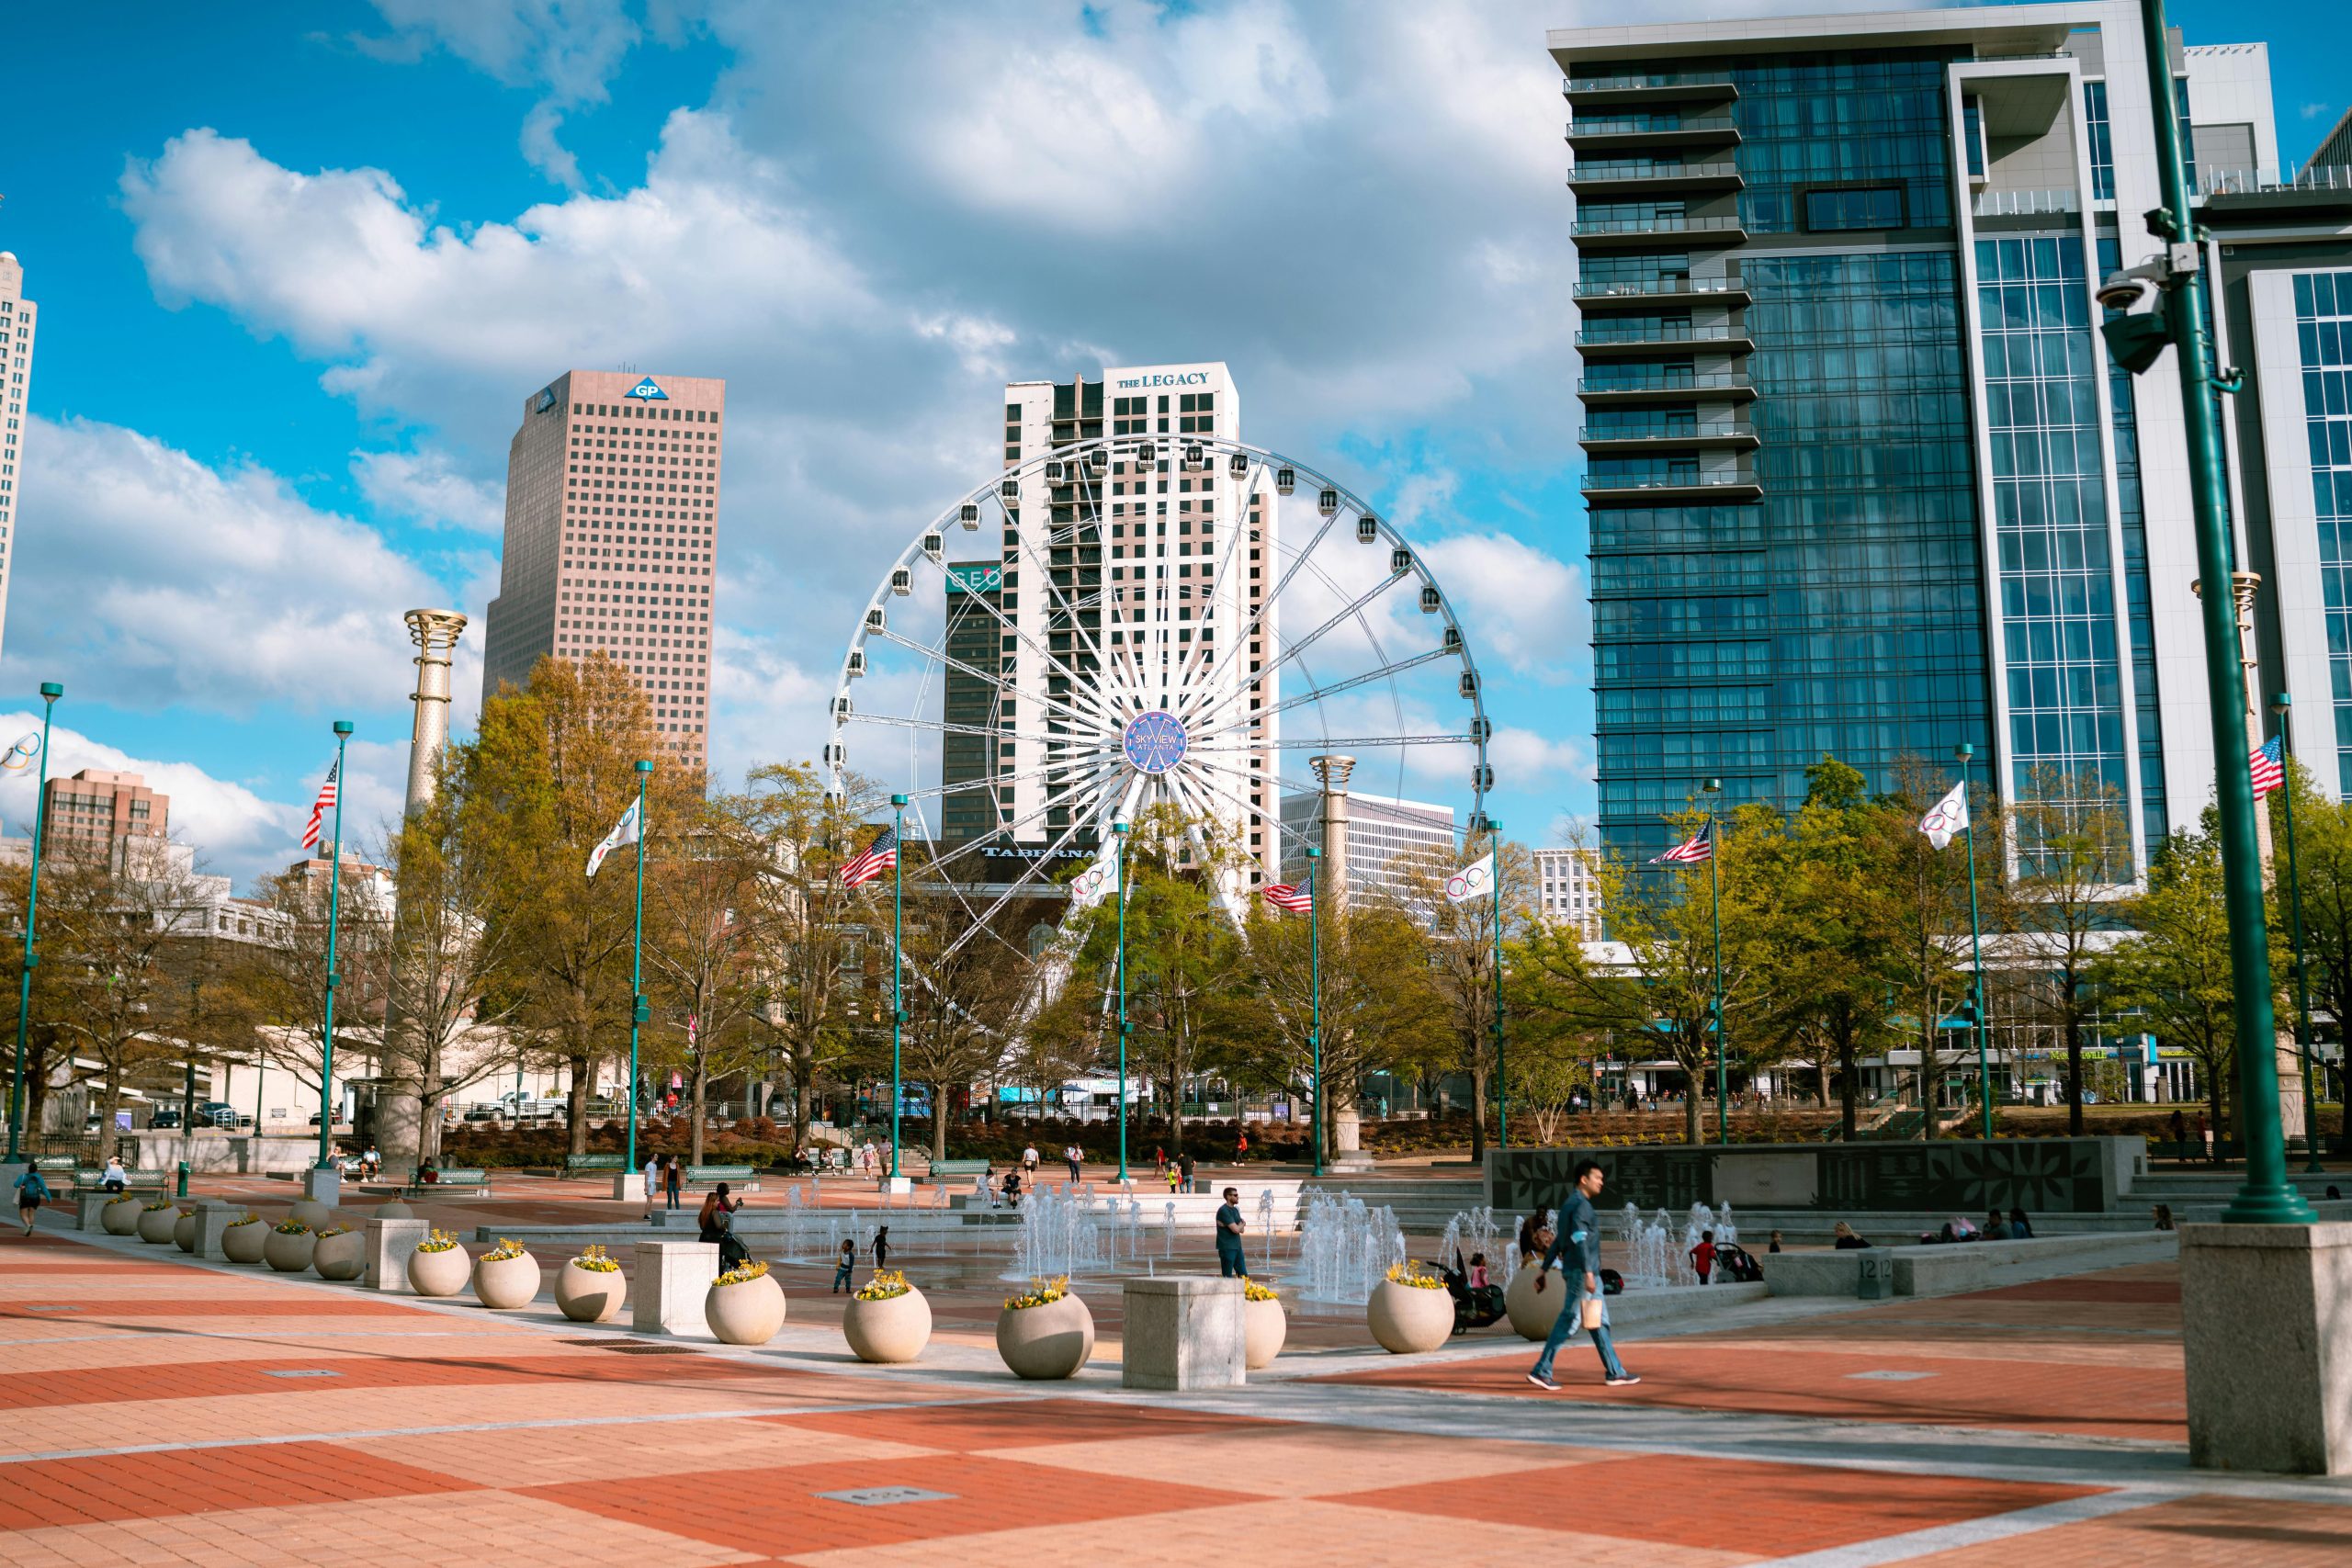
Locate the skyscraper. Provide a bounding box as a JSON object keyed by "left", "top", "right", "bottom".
{"left": 1280, "top": 790, "right": 1456, "bottom": 904}
{"left": 481, "top": 370, "right": 724, "bottom": 765}
{"left": 0, "top": 252, "right": 38, "bottom": 662}
{"left": 984, "top": 364, "right": 1280, "bottom": 874}
{"left": 1551, "top": 1, "right": 2322, "bottom": 868}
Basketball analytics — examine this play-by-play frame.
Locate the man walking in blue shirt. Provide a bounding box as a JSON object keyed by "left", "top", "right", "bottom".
{"left": 1528, "top": 1158, "right": 1639, "bottom": 1389}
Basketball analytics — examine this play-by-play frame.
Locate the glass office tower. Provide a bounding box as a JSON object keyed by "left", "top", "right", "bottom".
{"left": 1553, "top": 1, "right": 2302, "bottom": 870}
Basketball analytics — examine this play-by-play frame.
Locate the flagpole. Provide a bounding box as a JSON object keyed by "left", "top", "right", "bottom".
{"left": 1114, "top": 816, "right": 1130, "bottom": 1184}
{"left": 2271, "top": 697, "right": 2325, "bottom": 1171}
{"left": 314, "top": 721, "right": 353, "bottom": 1178}
{"left": 890, "top": 793, "right": 907, "bottom": 1184}
{"left": 627, "top": 761, "right": 650, "bottom": 1178}
{"left": 1489, "top": 818, "right": 1507, "bottom": 1149}
{"left": 1307, "top": 844, "right": 1323, "bottom": 1179}
{"left": 1703, "top": 779, "right": 1725, "bottom": 1144}
{"left": 1957, "top": 745, "right": 1993, "bottom": 1139}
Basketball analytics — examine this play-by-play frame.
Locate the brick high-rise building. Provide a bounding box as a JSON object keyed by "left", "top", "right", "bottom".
{"left": 481, "top": 370, "right": 724, "bottom": 765}
{"left": 0, "top": 252, "right": 39, "bottom": 662}
{"left": 41, "top": 769, "right": 166, "bottom": 864}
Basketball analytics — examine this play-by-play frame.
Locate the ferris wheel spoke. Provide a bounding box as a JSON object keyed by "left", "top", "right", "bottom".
{"left": 1179, "top": 561, "right": 1412, "bottom": 735}
{"left": 868, "top": 625, "right": 1112, "bottom": 738}
{"left": 1186, "top": 733, "right": 1474, "bottom": 751}
{"left": 921, "top": 754, "right": 1125, "bottom": 880}
{"left": 839, "top": 710, "right": 1096, "bottom": 749}
{"left": 995, "top": 489, "right": 1116, "bottom": 688}
{"left": 934, "top": 802, "right": 1103, "bottom": 965}
{"left": 918, "top": 553, "right": 1118, "bottom": 729}
{"left": 1164, "top": 759, "right": 1318, "bottom": 860}
{"left": 1181, "top": 750, "right": 1334, "bottom": 810}
{"left": 891, "top": 750, "right": 1118, "bottom": 805}
{"left": 1240, "top": 646, "right": 1457, "bottom": 727}
{"left": 1187, "top": 495, "right": 1349, "bottom": 709}
{"left": 895, "top": 797, "right": 1045, "bottom": 967}
{"left": 1162, "top": 454, "right": 1269, "bottom": 702}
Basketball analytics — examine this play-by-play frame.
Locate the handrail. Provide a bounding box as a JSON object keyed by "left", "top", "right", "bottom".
{"left": 1571, "top": 161, "right": 1742, "bottom": 183}
{"left": 1579, "top": 371, "right": 1753, "bottom": 393}
{"left": 1580, "top": 423, "right": 1757, "bottom": 442}
{"left": 1568, "top": 114, "right": 1738, "bottom": 137}
{"left": 1572, "top": 214, "right": 1745, "bottom": 236}
{"left": 1580, "top": 472, "right": 1758, "bottom": 491}
{"left": 1565, "top": 70, "right": 1735, "bottom": 93}
{"left": 1574, "top": 277, "right": 1747, "bottom": 299}
{"left": 1577, "top": 324, "right": 1745, "bottom": 347}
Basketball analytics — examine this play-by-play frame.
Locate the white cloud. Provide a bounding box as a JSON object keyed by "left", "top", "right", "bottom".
{"left": 1490, "top": 725, "right": 1591, "bottom": 786}
{"left": 1420, "top": 532, "right": 1587, "bottom": 679}
{"left": 352, "top": 447, "right": 506, "bottom": 532}
{"left": 6, "top": 415, "right": 484, "bottom": 717}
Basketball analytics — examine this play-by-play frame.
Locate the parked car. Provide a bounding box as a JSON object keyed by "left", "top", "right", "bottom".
{"left": 462, "top": 1103, "right": 502, "bottom": 1122}
{"left": 151, "top": 1109, "right": 183, "bottom": 1130}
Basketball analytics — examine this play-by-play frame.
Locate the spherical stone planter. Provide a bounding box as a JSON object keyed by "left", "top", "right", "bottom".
{"left": 843, "top": 1287, "right": 932, "bottom": 1364}
{"left": 408, "top": 1243, "right": 470, "bottom": 1297}
{"left": 375, "top": 1199, "right": 414, "bottom": 1219}
{"left": 472, "top": 1252, "right": 541, "bottom": 1310}
{"left": 265, "top": 1228, "right": 316, "bottom": 1273}
{"left": 289, "top": 1198, "right": 336, "bottom": 1232}
{"left": 100, "top": 1196, "right": 142, "bottom": 1235}
{"left": 1244, "top": 1295, "right": 1287, "bottom": 1370}
{"left": 1366, "top": 1279, "right": 1455, "bottom": 1354}
{"left": 705, "top": 1271, "right": 787, "bottom": 1345}
{"left": 995, "top": 1293, "right": 1095, "bottom": 1380}
{"left": 1505, "top": 1265, "right": 1565, "bottom": 1341}
{"left": 221, "top": 1221, "right": 268, "bottom": 1265}
{"left": 554, "top": 1262, "right": 626, "bottom": 1324}
{"left": 173, "top": 1208, "right": 199, "bottom": 1252}
{"left": 136, "top": 1204, "right": 179, "bottom": 1245}
{"left": 313, "top": 1229, "right": 367, "bottom": 1281}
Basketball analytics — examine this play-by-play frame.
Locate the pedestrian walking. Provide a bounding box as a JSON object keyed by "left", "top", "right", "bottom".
{"left": 1690, "top": 1229, "right": 1716, "bottom": 1284}
{"left": 1022, "top": 1143, "right": 1039, "bottom": 1179}
{"left": 1178, "top": 1151, "right": 1196, "bottom": 1193}
{"left": 14, "top": 1165, "right": 51, "bottom": 1235}
{"left": 873, "top": 1225, "right": 892, "bottom": 1270}
{"left": 1064, "top": 1145, "right": 1082, "bottom": 1182}
{"left": 1215, "top": 1186, "right": 1249, "bottom": 1278}
{"left": 1527, "top": 1159, "right": 1639, "bottom": 1389}
{"left": 831, "top": 1238, "right": 856, "bottom": 1293}
{"left": 641, "top": 1154, "right": 659, "bottom": 1221}
{"left": 1235, "top": 1128, "right": 1249, "bottom": 1163}
{"left": 663, "top": 1154, "right": 684, "bottom": 1212}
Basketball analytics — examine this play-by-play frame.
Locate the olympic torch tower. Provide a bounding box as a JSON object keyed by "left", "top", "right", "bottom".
{"left": 381, "top": 609, "right": 468, "bottom": 1174}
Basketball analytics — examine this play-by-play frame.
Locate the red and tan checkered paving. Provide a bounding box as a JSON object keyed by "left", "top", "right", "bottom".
{"left": 6, "top": 1201, "right": 2352, "bottom": 1566}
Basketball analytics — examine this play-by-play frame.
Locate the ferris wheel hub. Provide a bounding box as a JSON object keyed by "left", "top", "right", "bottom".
{"left": 1121, "top": 710, "right": 1188, "bottom": 775}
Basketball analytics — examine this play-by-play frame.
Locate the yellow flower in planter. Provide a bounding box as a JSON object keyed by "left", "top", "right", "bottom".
{"left": 481, "top": 1237, "right": 528, "bottom": 1262}
{"left": 272, "top": 1219, "right": 311, "bottom": 1235}
{"left": 571, "top": 1245, "right": 620, "bottom": 1273}
{"left": 225, "top": 1213, "right": 263, "bottom": 1229}
{"left": 1243, "top": 1279, "right": 1280, "bottom": 1303}
{"left": 1385, "top": 1261, "right": 1445, "bottom": 1291}
{"left": 318, "top": 1224, "right": 354, "bottom": 1238}
{"left": 1004, "top": 1275, "right": 1069, "bottom": 1311}
{"left": 141, "top": 1199, "right": 175, "bottom": 1213}
{"left": 854, "top": 1269, "right": 911, "bottom": 1302}
{"left": 714, "top": 1259, "right": 771, "bottom": 1287}
{"left": 413, "top": 1229, "right": 460, "bottom": 1254}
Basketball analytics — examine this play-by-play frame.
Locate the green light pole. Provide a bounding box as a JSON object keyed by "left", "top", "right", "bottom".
{"left": 1957, "top": 743, "right": 1994, "bottom": 1138}
{"left": 1113, "top": 816, "right": 1130, "bottom": 1183}
{"left": 625, "top": 760, "right": 650, "bottom": 1176}
{"left": 1489, "top": 818, "right": 1508, "bottom": 1149}
{"left": 2270, "top": 694, "right": 2325, "bottom": 1172}
{"left": 2105, "top": 0, "right": 2308, "bottom": 1223}
{"left": 888, "top": 792, "right": 906, "bottom": 1182}
{"left": 313, "top": 720, "right": 353, "bottom": 1174}
{"left": 1703, "top": 778, "right": 1726, "bottom": 1143}
{"left": 1306, "top": 843, "right": 1322, "bottom": 1178}
{"left": 7, "top": 682, "right": 62, "bottom": 1162}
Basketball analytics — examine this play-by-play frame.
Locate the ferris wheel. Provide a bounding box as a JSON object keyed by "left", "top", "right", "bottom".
{"left": 826, "top": 434, "right": 1494, "bottom": 966}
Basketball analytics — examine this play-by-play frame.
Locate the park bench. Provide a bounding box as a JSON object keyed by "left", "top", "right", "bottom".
{"left": 924, "top": 1157, "right": 991, "bottom": 1183}
{"left": 402, "top": 1168, "right": 493, "bottom": 1197}
{"left": 682, "top": 1164, "right": 759, "bottom": 1191}
{"left": 2150, "top": 1139, "right": 2242, "bottom": 1162}
{"left": 69, "top": 1168, "right": 169, "bottom": 1193}
{"left": 32, "top": 1156, "right": 79, "bottom": 1176}
{"left": 561, "top": 1154, "right": 628, "bottom": 1179}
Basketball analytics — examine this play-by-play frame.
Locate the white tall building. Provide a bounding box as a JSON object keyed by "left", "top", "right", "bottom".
{"left": 997, "top": 362, "right": 1280, "bottom": 874}
{"left": 1532, "top": 846, "right": 1605, "bottom": 939}
{"left": 1281, "top": 790, "right": 1455, "bottom": 902}
{"left": 0, "top": 252, "right": 37, "bottom": 661}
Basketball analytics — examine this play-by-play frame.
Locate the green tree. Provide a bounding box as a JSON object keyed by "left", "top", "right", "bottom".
{"left": 2008, "top": 766, "right": 2132, "bottom": 1135}
{"left": 643, "top": 789, "right": 776, "bottom": 1163}
{"left": 2098, "top": 814, "right": 2245, "bottom": 1144}
{"left": 2272, "top": 763, "right": 2352, "bottom": 1153}
{"left": 1385, "top": 837, "right": 1536, "bottom": 1161}
{"left": 1878, "top": 757, "right": 1998, "bottom": 1132}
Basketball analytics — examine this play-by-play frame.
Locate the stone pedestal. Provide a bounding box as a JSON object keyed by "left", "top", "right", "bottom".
{"left": 75, "top": 1191, "right": 121, "bottom": 1232}
{"left": 613, "top": 1173, "right": 648, "bottom": 1204}
{"left": 881, "top": 1176, "right": 912, "bottom": 1195}
{"left": 1122, "top": 1276, "right": 1246, "bottom": 1391}
{"left": 191, "top": 1200, "right": 245, "bottom": 1261}
{"left": 303, "top": 1166, "right": 342, "bottom": 1206}
{"left": 633, "top": 1241, "right": 720, "bottom": 1336}
{"left": 2181, "top": 1221, "right": 2352, "bottom": 1474}
{"left": 364, "top": 1218, "right": 432, "bottom": 1292}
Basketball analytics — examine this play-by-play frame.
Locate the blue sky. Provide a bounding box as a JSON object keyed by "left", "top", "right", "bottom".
{"left": 0, "top": 0, "right": 2344, "bottom": 888}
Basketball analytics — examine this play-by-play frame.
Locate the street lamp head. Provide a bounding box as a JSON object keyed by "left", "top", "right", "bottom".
{"left": 1306, "top": 845, "right": 1320, "bottom": 859}
{"left": 38, "top": 682, "right": 62, "bottom": 701}
{"left": 635, "top": 759, "right": 653, "bottom": 774}
{"left": 2273, "top": 692, "right": 2292, "bottom": 713}
{"left": 1956, "top": 742, "right": 1973, "bottom": 761}
{"left": 1702, "top": 777, "right": 1721, "bottom": 795}
{"left": 1112, "top": 816, "right": 1129, "bottom": 836}
{"left": 890, "top": 792, "right": 909, "bottom": 807}
{"left": 332, "top": 720, "right": 355, "bottom": 737}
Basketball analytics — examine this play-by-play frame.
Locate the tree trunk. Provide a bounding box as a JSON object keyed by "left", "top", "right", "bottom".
{"left": 2064, "top": 1013, "right": 2085, "bottom": 1136}
{"left": 1838, "top": 1034, "right": 1859, "bottom": 1139}
{"left": 1683, "top": 1064, "right": 1702, "bottom": 1146}
{"left": 933, "top": 1083, "right": 949, "bottom": 1162}
{"left": 1920, "top": 1021, "right": 1939, "bottom": 1140}
{"left": 791, "top": 1057, "right": 814, "bottom": 1157}
{"left": 690, "top": 1058, "right": 707, "bottom": 1165}
{"left": 102, "top": 1060, "right": 123, "bottom": 1155}
{"left": 1467, "top": 1065, "right": 1488, "bottom": 1162}
{"left": 566, "top": 1051, "right": 592, "bottom": 1156}
{"left": 1816, "top": 1055, "right": 1830, "bottom": 1108}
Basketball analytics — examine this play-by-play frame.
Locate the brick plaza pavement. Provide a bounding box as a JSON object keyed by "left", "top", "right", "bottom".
{"left": 7, "top": 1199, "right": 2352, "bottom": 1565}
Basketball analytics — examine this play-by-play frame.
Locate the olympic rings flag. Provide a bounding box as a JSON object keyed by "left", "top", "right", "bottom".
{"left": 1444, "top": 850, "right": 1494, "bottom": 903}
{"left": 1, "top": 732, "right": 41, "bottom": 773}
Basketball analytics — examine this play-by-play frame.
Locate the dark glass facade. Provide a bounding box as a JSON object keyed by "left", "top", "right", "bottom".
{"left": 941, "top": 561, "right": 1006, "bottom": 846}
{"left": 1734, "top": 51, "right": 1957, "bottom": 235}
{"left": 2293, "top": 271, "right": 2352, "bottom": 792}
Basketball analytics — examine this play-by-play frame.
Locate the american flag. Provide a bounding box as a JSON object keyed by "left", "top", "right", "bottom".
{"left": 2252, "top": 736, "right": 2286, "bottom": 797}
{"left": 839, "top": 826, "right": 899, "bottom": 888}
{"left": 1651, "top": 823, "right": 1713, "bottom": 864}
{"left": 1261, "top": 873, "right": 1313, "bottom": 913}
{"left": 300, "top": 758, "right": 339, "bottom": 852}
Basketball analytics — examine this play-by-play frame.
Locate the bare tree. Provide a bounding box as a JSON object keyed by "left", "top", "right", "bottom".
{"left": 2007, "top": 766, "right": 2132, "bottom": 1135}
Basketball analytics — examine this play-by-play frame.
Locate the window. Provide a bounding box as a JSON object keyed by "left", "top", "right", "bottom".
{"left": 1803, "top": 186, "right": 1905, "bottom": 231}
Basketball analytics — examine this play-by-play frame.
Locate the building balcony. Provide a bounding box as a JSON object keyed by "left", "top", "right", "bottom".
{"left": 1576, "top": 322, "right": 1754, "bottom": 358}
{"left": 1578, "top": 422, "right": 1759, "bottom": 454}
{"left": 1580, "top": 471, "right": 1763, "bottom": 503}
{"left": 1577, "top": 371, "right": 1756, "bottom": 406}
{"left": 1562, "top": 71, "right": 1737, "bottom": 110}
{"left": 1971, "top": 187, "right": 2081, "bottom": 220}
{"left": 1566, "top": 115, "right": 1740, "bottom": 153}
{"left": 1568, "top": 159, "right": 1744, "bottom": 197}
{"left": 1573, "top": 276, "right": 1751, "bottom": 310}
{"left": 1572, "top": 213, "right": 1746, "bottom": 249}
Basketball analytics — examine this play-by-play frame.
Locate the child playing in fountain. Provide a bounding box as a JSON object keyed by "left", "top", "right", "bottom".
{"left": 831, "top": 1238, "right": 856, "bottom": 1293}
{"left": 1467, "top": 1253, "right": 1491, "bottom": 1290}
